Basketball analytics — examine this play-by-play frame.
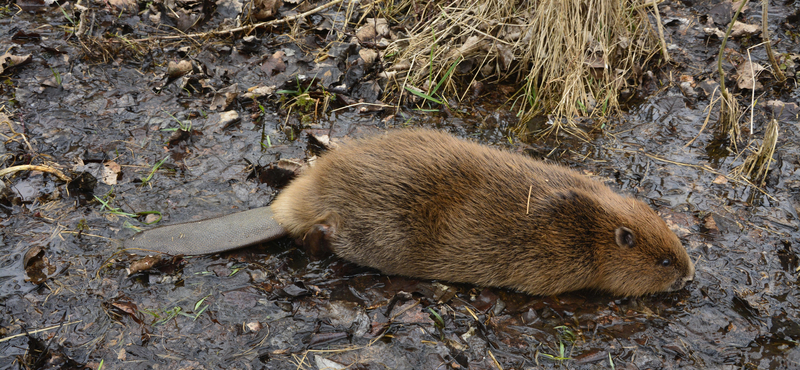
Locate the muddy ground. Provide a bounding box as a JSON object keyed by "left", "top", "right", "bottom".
{"left": 2, "top": 0, "right": 800, "bottom": 369}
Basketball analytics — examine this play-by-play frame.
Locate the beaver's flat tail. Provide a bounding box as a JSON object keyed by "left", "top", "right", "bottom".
{"left": 124, "top": 206, "right": 286, "bottom": 255}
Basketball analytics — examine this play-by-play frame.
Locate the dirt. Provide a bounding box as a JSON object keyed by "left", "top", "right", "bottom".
{"left": 1, "top": 0, "right": 800, "bottom": 369}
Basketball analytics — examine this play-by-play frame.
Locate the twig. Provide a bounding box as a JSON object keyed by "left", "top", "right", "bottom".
{"left": 650, "top": 0, "right": 670, "bottom": 62}
{"left": 0, "top": 164, "right": 71, "bottom": 182}
{"left": 1, "top": 114, "right": 34, "bottom": 152}
{"left": 715, "top": 0, "right": 746, "bottom": 143}
{"left": 0, "top": 321, "right": 82, "bottom": 343}
{"left": 131, "top": 0, "right": 344, "bottom": 42}
{"left": 684, "top": 86, "right": 719, "bottom": 147}
{"left": 746, "top": 47, "right": 758, "bottom": 133}
{"left": 762, "top": 0, "right": 786, "bottom": 82}
{"left": 59, "top": 230, "right": 118, "bottom": 241}
{"left": 488, "top": 349, "right": 504, "bottom": 370}
{"left": 526, "top": 185, "right": 533, "bottom": 214}
{"left": 717, "top": 0, "right": 747, "bottom": 100}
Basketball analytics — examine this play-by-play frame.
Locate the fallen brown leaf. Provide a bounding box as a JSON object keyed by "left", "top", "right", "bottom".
{"left": 127, "top": 255, "right": 161, "bottom": 275}
{"left": 261, "top": 51, "right": 286, "bottom": 75}
{"left": 0, "top": 53, "right": 32, "bottom": 75}
{"left": 166, "top": 60, "right": 193, "bottom": 79}
{"left": 735, "top": 61, "right": 765, "bottom": 90}
{"left": 730, "top": 21, "right": 760, "bottom": 38}
{"left": 253, "top": 0, "right": 282, "bottom": 20}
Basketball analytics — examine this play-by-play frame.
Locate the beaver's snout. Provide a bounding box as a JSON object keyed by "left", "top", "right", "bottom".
{"left": 670, "top": 264, "right": 695, "bottom": 291}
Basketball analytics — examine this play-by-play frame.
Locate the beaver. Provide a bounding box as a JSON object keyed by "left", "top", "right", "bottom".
{"left": 125, "top": 129, "right": 695, "bottom": 296}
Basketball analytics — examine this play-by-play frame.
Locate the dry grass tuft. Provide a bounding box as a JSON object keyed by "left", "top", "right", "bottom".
{"left": 383, "top": 0, "right": 659, "bottom": 134}
{"left": 78, "top": 35, "right": 152, "bottom": 64}
{"left": 734, "top": 118, "right": 779, "bottom": 187}
{"left": 714, "top": 0, "right": 747, "bottom": 144}
{"left": 717, "top": 88, "right": 742, "bottom": 143}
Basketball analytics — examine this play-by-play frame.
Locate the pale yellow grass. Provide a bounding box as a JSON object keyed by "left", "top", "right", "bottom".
{"left": 383, "top": 0, "right": 659, "bottom": 134}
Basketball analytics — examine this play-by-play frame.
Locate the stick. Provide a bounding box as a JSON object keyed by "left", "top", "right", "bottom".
{"left": 650, "top": 0, "right": 670, "bottom": 62}
{"left": 130, "top": 0, "right": 345, "bottom": 42}
{"left": 761, "top": 0, "right": 786, "bottom": 82}
{"left": 0, "top": 164, "right": 71, "bottom": 182}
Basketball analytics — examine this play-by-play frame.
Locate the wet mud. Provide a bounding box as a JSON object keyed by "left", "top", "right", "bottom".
{"left": 2, "top": 0, "right": 800, "bottom": 369}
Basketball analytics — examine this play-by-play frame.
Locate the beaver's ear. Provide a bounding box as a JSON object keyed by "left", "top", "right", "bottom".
{"left": 615, "top": 227, "right": 635, "bottom": 248}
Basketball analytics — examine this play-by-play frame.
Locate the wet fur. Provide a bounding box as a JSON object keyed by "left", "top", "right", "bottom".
{"left": 271, "top": 129, "right": 694, "bottom": 296}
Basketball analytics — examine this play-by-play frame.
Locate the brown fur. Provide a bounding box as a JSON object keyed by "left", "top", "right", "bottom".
{"left": 271, "top": 129, "right": 694, "bottom": 296}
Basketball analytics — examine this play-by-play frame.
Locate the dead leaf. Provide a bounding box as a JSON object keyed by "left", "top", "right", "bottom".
{"left": 108, "top": 0, "right": 137, "bottom": 13}
{"left": 315, "top": 355, "right": 346, "bottom": 370}
{"left": 110, "top": 301, "right": 139, "bottom": 317}
{"left": 703, "top": 27, "right": 725, "bottom": 38}
{"left": 698, "top": 79, "right": 720, "bottom": 96}
{"left": 127, "top": 255, "right": 161, "bottom": 275}
{"left": 368, "top": 18, "right": 390, "bottom": 38}
{"left": 712, "top": 175, "right": 728, "bottom": 185}
{"left": 730, "top": 21, "right": 759, "bottom": 38}
{"left": 166, "top": 60, "right": 193, "bottom": 79}
{"left": 243, "top": 85, "right": 277, "bottom": 99}
{"left": 355, "top": 18, "right": 389, "bottom": 42}
{"left": 216, "top": 0, "right": 244, "bottom": 18}
{"left": 210, "top": 83, "right": 239, "bottom": 111}
{"left": 584, "top": 53, "right": 606, "bottom": 69}
{"left": 105, "top": 297, "right": 144, "bottom": 325}
{"left": 216, "top": 111, "right": 240, "bottom": 133}
{"left": 449, "top": 35, "right": 483, "bottom": 59}
{"left": 148, "top": 9, "right": 161, "bottom": 24}
{"left": 496, "top": 44, "right": 514, "bottom": 70}
{"left": 253, "top": 0, "right": 282, "bottom": 20}
{"left": 246, "top": 321, "right": 263, "bottom": 332}
{"left": 0, "top": 53, "right": 32, "bottom": 75}
{"left": 735, "top": 61, "right": 765, "bottom": 90}
{"left": 703, "top": 214, "right": 719, "bottom": 233}
{"left": 171, "top": 8, "right": 199, "bottom": 31}
{"left": 23, "top": 246, "right": 45, "bottom": 269}
{"left": 261, "top": 51, "right": 286, "bottom": 75}
{"left": 24, "top": 246, "right": 55, "bottom": 284}
{"left": 101, "top": 161, "right": 121, "bottom": 185}
{"left": 144, "top": 213, "right": 161, "bottom": 224}
{"left": 763, "top": 100, "right": 799, "bottom": 121}
{"left": 387, "top": 60, "right": 410, "bottom": 72}
{"left": 359, "top": 49, "right": 378, "bottom": 66}
{"left": 708, "top": 1, "right": 748, "bottom": 26}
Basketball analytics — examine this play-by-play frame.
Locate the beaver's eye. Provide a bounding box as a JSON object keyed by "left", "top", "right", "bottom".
{"left": 660, "top": 258, "right": 672, "bottom": 267}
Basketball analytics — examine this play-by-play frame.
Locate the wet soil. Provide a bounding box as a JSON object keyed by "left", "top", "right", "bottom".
{"left": 2, "top": 0, "right": 800, "bottom": 369}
